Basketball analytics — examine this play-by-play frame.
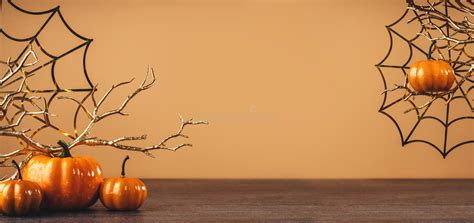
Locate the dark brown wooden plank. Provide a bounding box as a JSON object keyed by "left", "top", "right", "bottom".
{"left": 1, "top": 179, "right": 473, "bottom": 222}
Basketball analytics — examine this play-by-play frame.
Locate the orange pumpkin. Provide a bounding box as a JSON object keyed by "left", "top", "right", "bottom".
{"left": 408, "top": 59, "right": 455, "bottom": 93}
{"left": 22, "top": 140, "right": 103, "bottom": 210}
{"left": 100, "top": 156, "right": 147, "bottom": 211}
{"left": 0, "top": 160, "right": 43, "bottom": 216}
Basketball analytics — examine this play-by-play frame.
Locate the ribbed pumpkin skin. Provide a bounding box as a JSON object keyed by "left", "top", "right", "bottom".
{"left": 100, "top": 177, "right": 147, "bottom": 211}
{"left": 408, "top": 60, "right": 455, "bottom": 93}
{"left": 0, "top": 180, "right": 42, "bottom": 216}
{"left": 22, "top": 155, "right": 103, "bottom": 210}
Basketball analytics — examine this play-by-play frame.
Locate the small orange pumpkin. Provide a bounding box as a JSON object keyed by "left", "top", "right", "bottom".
{"left": 22, "top": 140, "right": 103, "bottom": 210}
{"left": 408, "top": 60, "right": 455, "bottom": 93}
{"left": 0, "top": 160, "right": 43, "bottom": 216}
{"left": 100, "top": 156, "right": 147, "bottom": 211}
{"left": 408, "top": 41, "right": 455, "bottom": 93}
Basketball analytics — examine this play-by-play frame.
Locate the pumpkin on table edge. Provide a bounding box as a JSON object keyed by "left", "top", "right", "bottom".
{"left": 0, "top": 160, "right": 42, "bottom": 216}
{"left": 408, "top": 41, "right": 455, "bottom": 93}
{"left": 100, "top": 155, "right": 147, "bottom": 211}
{"left": 22, "top": 140, "right": 103, "bottom": 210}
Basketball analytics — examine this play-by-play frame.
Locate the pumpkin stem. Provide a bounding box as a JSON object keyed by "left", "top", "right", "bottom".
{"left": 12, "top": 160, "right": 22, "bottom": 180}
{"left": 121, "top": 155, "right": 130, "bottom": 177}
{"left": 58, "top": 140, "right": 73, "bottom": 158}
{"left": 428, "top": 40, "right": 436, "bottom": 59}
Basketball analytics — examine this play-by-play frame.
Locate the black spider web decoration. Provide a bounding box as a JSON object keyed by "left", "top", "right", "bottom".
{"left": 376, "top": 0, "right": 473, "bottom": 158}
{"left": 1, "top": 0, "right": 95, "bottom": 141}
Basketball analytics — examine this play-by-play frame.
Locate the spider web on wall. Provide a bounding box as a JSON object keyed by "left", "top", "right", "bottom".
{"left": 1, "top": 0, "right": 95, "bottom": 143}
{"left": 375, "top": 0, "right": 473, "bottom": 158}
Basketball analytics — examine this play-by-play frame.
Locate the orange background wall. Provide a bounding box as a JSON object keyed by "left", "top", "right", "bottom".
{"left": 1, "top": 0, "right": 472, "bottom": 179}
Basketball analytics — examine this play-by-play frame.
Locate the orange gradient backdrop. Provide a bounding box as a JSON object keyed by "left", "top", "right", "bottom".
{"left": 1, "top": 0, "right": 472, "bottom": 179}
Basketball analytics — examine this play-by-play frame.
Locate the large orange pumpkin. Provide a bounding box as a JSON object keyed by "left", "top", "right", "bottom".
{"left": 0, "top": 160, "right": 43, "bottom": 216}
{"left": 100, "top": 156, "right": 147, "bottom": 211}
{"left": 408, "top": 59, "right": 455, "bottom": 93}
{"left": 22, "top": 140, "right": 103, "bottom": 210}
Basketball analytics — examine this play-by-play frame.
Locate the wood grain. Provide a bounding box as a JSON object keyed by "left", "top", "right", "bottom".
{"left": 1, "top": 179, "right": 473, "bottom": 222}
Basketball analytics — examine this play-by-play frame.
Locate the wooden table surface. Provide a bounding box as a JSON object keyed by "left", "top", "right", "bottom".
{"left": 1, "top": 179, "right": 473, "bottom": 222}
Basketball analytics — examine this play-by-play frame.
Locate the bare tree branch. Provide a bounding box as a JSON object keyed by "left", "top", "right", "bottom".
{"left": 1, "top": 47, "right": 207, "bottom": 181}
{"left": 0, "top": 47, "right": 39, "bottom": 85}
{"left": 65, "top": 66, "right": 208, "bottom": 157}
